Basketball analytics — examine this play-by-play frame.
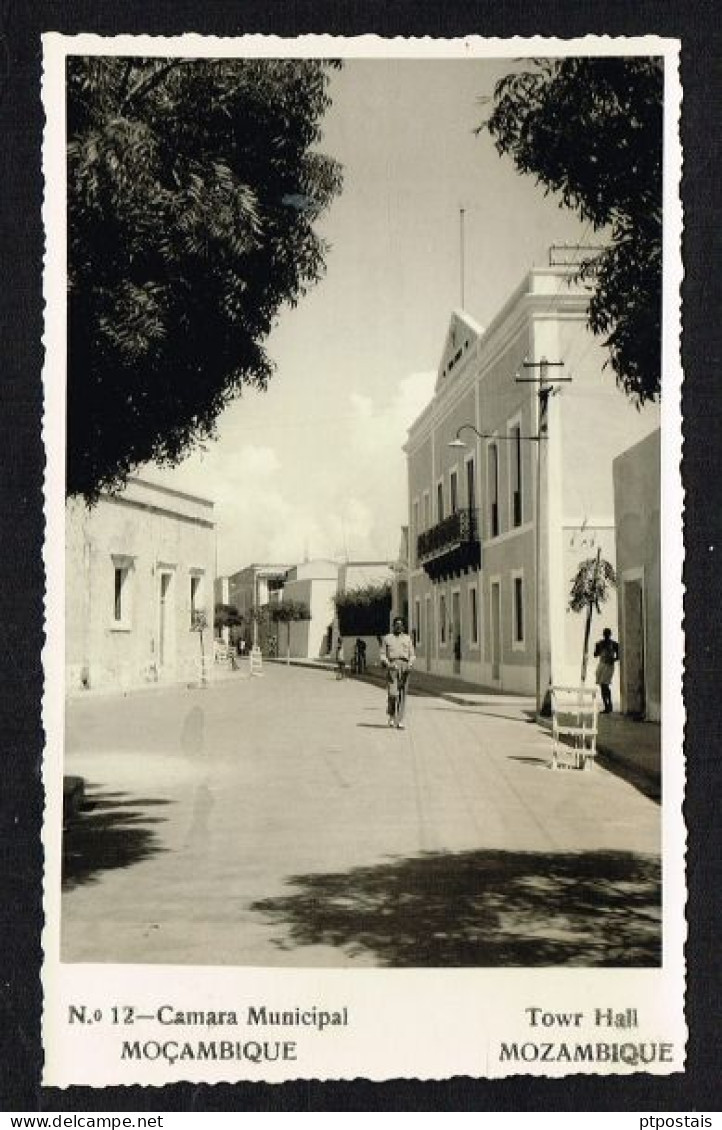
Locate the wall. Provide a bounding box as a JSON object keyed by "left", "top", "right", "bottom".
{"left": 406, "top": 268, "right": 660, "bottom": 697}
{"left": 338, "top": 561, "right": 394, "bottom": 591}
{"left": 552, "top": 316, "right": 659, "bottom": 688}
{"left": 284, "top": 567, "right": 338, "bottom": 659}
{"left": 407, "top": 293, "right": 537, "bottom": 692}
{"left": 66, "top": 479, "right": 215, "bottom": 692}
{"left": 613, "top": 429, "right": 661, "bottom": 721}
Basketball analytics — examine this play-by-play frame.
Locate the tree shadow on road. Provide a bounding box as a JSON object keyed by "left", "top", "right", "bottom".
{"left": 62, "top": 784, "right": 170, "bottom": 892}
{"left": 250, "top": 848, "right": 661, "bottom": 967}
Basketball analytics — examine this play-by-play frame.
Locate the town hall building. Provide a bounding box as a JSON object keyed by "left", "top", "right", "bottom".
{"left": 404, "top": 265, "right": 660, "bottom": 701}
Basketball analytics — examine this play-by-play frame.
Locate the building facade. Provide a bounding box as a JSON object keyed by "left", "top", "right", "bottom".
{"left": 334, "top": 560, "right": 396, "bottom": 664}
{"left": 217, "top": 558, "right": 395, "bottom": 661}
{"left": 66, "top": 478, "right": 215, "bottom": 691}
{"left": 405, "top": 267, "right": 660, "bottom": 696}
{"left": 283, "top": 559, "right": 339, "bottom": 659}
{"left": 613, "top": 428, "right": 661, "bottom": 722}
{"left": 218, "top": 563, "right": 291, "bottom": 619}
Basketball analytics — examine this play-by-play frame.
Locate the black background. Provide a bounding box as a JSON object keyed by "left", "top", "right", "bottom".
{"left": 1, "top": 0, "right": 719, "bottom": 1112}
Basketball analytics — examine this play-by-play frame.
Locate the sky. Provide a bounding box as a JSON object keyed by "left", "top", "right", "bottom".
{"left": 145, "top": 59, "right": 589, "bottom": 575}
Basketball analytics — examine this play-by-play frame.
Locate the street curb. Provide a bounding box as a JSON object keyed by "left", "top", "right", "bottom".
{"left": 535, "top": 714, "right": 660, "bottom": 788}
{"left": 595, "top": 742, "right": 661, "bottom": 786}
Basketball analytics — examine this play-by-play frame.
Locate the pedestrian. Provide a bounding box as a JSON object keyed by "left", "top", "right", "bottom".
{"left": 355, "top": 637, "right": 367, "bottom": 674}
{"left": 593, "top": 627, "right": 620, "bottom": 713}
{"left": 335, "top": 637, "right": 346, "bottom": 680}
{"left": 379, "top": 616, "right": 415, "bottom": 729}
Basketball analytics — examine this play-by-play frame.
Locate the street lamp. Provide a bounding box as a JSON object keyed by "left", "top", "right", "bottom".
{"left": 448, "top": 422, "right": 546, "bottom": 714}
{"left": 449, "top": 423, "right": 542, "bottom": 446}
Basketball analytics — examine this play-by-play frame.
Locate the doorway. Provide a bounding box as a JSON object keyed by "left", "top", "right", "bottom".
{"left": 623, "top": 577, "right": 646, "bottom": 717}
{"left": 158, "top": 571, "right": 173, "bottom": 669}
{"left": 425, "top": 595, "right": 432, "bottom": 672}
{"left": 491, "top": 580, "right": 501, "bottom": 683}
{"left": 452, "top": 590, "right": 461, "bottom": 675}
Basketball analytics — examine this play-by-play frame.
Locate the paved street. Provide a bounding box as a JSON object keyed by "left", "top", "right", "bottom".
{"left": 62, "top": 664, "right": 661, "bottom": 967}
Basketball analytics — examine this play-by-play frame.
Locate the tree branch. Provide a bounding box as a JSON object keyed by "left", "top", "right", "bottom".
{"left": 121, "top": 60, "right": 188, "bottom": 111}
{"left": 117, "top": 58, "right": 135, "bottom": 105}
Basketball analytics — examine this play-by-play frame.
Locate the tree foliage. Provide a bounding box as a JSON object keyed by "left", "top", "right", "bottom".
{"left": 334, "top": 582, "right": 392, "bottom": 636}
{"left": 267, "top": 598, "right": 310, "bottom": 662}
{"left": 568, "top": 554, "right": 617, "bottom": 614}
{"left": 67, "top": 56, "right": 343, "bottom": 500}
{"left": 267, "top": 599, "right": 311, "bottom": 624}
{"left": 484, "top": 57, "right": 663, "bottom": 405}
{"left": 214, "top": 602, "right": 242, "bottom": 630}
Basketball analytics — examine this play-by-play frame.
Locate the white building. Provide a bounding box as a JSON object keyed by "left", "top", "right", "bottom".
{"left": 613, "top": 428, "right": 661, "bottom": 721}
{"left": 219, "top": 556, "right": 396, "bottom": 662}
{"left": 405, "top": 266, "right": 660, "bottom": 698}
{"left": 283, "top": 558, "right": 339, "bottom": 659}
{"left": 66, "top": 478, "right": 215, "bottom": 691}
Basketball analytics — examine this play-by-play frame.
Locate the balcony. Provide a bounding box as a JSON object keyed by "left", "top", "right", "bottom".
{"left": 417, "top": 508, "right": 481, "bottom": 582}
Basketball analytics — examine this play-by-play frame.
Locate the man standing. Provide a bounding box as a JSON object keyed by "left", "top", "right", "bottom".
{"left": 594, "top": 627, "right": 620, "bottom": 713}
{"left": 380, "top": 616, "right": 415, "bottom": 729}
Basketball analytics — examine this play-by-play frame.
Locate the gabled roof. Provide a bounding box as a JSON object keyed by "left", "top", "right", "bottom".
{"left": 434, "top": 309, "right": 484, "bottom": 394}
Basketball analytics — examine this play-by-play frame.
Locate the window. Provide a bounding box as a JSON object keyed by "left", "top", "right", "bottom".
{"left": 439, "top": 594, "right": 447, "bottom": 646}
{"left": 513, "top": 573, "right": 525, "bottom": 647}
{"left": 437, "top": 481, "right": 444, "bottom": 523}
{"left": 413, "top": 499, "right": 420, "bottom": 564}
{"left": 466, "top": 457, "right": 476, "bottom": 510}
{"left": 114, "top": 567, "right": 126, "bottom": 622}
{"left": 488, "top": 443, "right": 499, "bottom": 538}
{"left": 423, "top": 491, "right": 430, "bottom": 530}
{"left": 469, "top": 586, "right": 479, "bottom": 645}
{"left": 414, "top": 598, "right": 422, "bottom": 646}
{"left": 511, "top": 423, "right": 522, "bottom": 527}
{"left": 450, "top": 470, "right": 458, "bottom": 514}
{"left": 111, "top": 556, "right": 133, "bottom": 629}
{"left": 190, "top": 572, "right": 203, "bottom": 627}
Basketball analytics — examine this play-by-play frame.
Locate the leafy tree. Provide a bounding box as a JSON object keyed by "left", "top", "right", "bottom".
{"left": 483, "top": 57, "right": 663, "bottom": 405}
{"left": 334, "top": 582, "right": 392, "bottom": 637}
{"left": 268, "top": 599, "right": 311, "bottom": 664}
{"left": 568, "top": 549, "right": 617, "bottom": 684}
{"left": 191, "top": 608, "right": 209, "bottom": 685}
{"left": 67, "top": 57, "right": 343, "bottom": 500}
{"left": 214, "top": 603, "right": 242, "bottom": 633}
{"left": 243, "top": 603, "right": 269, "bottom": 651}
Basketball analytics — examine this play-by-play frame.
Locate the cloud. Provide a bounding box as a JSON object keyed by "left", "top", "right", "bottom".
{"left": 215, "top": 373, "right": 435, "bottom": 568}
{"left": 335, "top": 370, "right": 435, "bottom": 558}
{"left": 234, "top": 445, "right": 281, "bottom": 477}
{"left": 349, "top": 371, "right": 436, "bottom": 453}
{"left": 349, "top": 391, "right": 374, "bottom": 420}
{"left": 144, "top": 373, "right": 437, "bottom": 572}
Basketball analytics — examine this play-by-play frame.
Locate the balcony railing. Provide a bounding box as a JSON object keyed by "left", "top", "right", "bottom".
{"left": 416, "top": 508, "right": 481, "bottom": 581}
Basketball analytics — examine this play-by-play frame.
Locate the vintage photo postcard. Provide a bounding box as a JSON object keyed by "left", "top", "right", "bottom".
{"left": 41, "top": 33, "right": 684, "bottom": 1086}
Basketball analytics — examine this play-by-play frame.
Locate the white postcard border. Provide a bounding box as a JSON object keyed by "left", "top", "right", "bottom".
{"left": 42, "top": 32, "right": 685, "bottom": 1087}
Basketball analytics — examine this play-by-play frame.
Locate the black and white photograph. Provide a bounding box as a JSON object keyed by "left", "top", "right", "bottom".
{"left": 41, "top": 35, "right": 684, "bottom": 1086}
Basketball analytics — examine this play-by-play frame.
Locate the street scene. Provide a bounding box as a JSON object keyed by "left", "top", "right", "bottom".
{"left": 62, "top": 662, "right": 660, "bottom": 967}
{"left": 58, "top": 49, "right": 670, "bottom": 973}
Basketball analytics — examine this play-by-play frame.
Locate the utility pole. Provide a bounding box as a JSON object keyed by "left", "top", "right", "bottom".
{"left": 517, "top": 358, "right": 571, "bottom": 715}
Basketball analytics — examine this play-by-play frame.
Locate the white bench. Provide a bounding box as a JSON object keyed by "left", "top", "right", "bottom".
{"left": 550, "top": 686, "right": 600, "bottom": 771}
